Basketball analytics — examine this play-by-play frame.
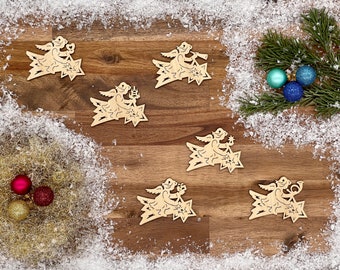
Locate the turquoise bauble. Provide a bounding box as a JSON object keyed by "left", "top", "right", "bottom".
{"left": 283, "top": 81, "right": 304, "bottom": 102}
{"left": 266, "top": 68, "right": 288, "bottom": 88}
{"left": 296, "top": 65, "right": 316, "bottom": 86}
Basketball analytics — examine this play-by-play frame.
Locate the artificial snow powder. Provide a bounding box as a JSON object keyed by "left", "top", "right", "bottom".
{"left": 0, "top": 0, "right": 339, "bottom": 269}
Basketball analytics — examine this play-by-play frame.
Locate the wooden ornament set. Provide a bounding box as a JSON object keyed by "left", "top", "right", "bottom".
{"left": 26, "top": 36, "right": 307, "bottom": 226}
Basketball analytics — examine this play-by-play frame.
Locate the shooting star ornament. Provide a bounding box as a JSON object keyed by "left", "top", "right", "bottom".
{"left": 249, "top": 177, "right": 307, "bottom": 223}
{"left": 90, "top": 82, "right": 148, "bottom": 127}
{"left": 186, "top": 128, "right": 243, "bottom": 173}
{"left": 26, "top": 36, "right": 84, "bottom": 81}
{"left": 137, "top": 178, "right": 196, "bottom": 225}
{"left": 152, "top": 42, "right": 211, "bottom": 88}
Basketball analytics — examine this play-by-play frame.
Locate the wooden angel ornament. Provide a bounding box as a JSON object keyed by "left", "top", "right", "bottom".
{"left": 249, "top": 177, "right": 307, "bottom": 223}
{"left": 90, "top": 82, "right": 148, "bottom": 127}
{"left": 186, "top": 128, "right": 243, "bottom": 173}
{"left": 152, "top": 42, "right": 211, "bottom": 88}
{"left": 26, "top": 36, "right": 84, "bottom": 81}
{"left": 137, "top": 178, "right": 196, "bottom": 225}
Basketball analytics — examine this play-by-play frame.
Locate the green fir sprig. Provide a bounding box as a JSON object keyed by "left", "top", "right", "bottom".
{"left": 239, "top": 8, "right": 340, "bottom": 117}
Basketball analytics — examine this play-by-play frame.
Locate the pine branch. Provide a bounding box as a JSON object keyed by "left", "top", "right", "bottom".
{"left": 301, "top": 8, "right": 340, "bottom": 52}
{"left": 255, "top": 30, "right": 319, "bottom": 71}
{"left": 317, "top": 51, "right": 340, "bottom": 81}
{"left": 238, "top": 92, "right": 294, "bottom": 116}
{"left": 302, "top": 81, "right": 340, "bottom": 116}
{"left": 239, "top": 9, "right": 339, "bottom": 118}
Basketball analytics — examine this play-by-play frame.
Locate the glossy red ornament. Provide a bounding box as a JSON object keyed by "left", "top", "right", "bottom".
{"left": 10, "top": 175, "right": 32, "bottom": 195}
{"left": 33, "top": 186, "right": 54, "bottom": 206}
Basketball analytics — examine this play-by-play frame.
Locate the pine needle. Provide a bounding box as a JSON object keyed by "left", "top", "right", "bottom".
{"left": 239, "top": 8, "right": 340, "bottom": 117}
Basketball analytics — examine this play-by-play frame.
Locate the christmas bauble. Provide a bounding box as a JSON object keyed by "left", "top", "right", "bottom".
{"left": 296, "top": 65, "right": 316, "bottom": 86}
{"left": 10, "top": 175, "right": 32, "bottom": 195}
{"left": 283, "top": 81, "right": 304, "bottom": 102}
{"left": 8, "top": 200, "right": 30, "bottom": 221}
{"left": 33, "top": 186, "right": 54, "bottom": 206}
{"left": 266, "top": 68, "right": 288, "bottom": 88}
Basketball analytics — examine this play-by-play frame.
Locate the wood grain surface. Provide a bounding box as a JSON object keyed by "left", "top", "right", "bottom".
{"left": 1, "top": 18, "right": 334, "bottom": 256}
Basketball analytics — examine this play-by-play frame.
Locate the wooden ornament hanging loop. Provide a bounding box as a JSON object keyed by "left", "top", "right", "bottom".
{"left": 152, "top": 42, "right": 211, "bottom": 88}
{"left": 26, "top": 36, "right": 84, "bottom": 81}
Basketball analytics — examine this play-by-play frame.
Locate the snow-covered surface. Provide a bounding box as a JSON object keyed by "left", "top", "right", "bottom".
{"left": 0, "top": 0, "right": 339, "bottom": 269}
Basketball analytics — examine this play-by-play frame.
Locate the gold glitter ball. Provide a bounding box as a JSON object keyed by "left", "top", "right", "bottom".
{"left": 8, "top": 200, "right": 30, "bottom": 221}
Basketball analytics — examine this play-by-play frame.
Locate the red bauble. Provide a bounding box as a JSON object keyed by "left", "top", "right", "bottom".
{"left": 11, "top": 175, "right": 32, "bottom": 195}
{"left": 33, "top": 186, "right": 54, "bottom": 206}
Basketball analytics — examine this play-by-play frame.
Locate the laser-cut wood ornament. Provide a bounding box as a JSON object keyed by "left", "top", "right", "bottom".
{"left": 249, "top": 176, "right": 307, "bottom": 223}
{"left": 90, "top": 82, "right": 148, "bottom": 127}
{"left": 26, "top": 36, "right": 84, "bottom": 81}
{"left": 137, "top": 178, "right": 196, "bottom": 225}
{"left": 152, "top": 42, "right": 211, "bottom": 88}
{"left": 186, "top": 128, "right": 243, "bottom": 173}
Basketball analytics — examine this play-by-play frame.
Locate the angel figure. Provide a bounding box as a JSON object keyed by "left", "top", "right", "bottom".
{"left": 152, "top": 42, "right": 211, "bottom": 88}
{"left": 26, "top": 36, "right": 84, "bottom": 81}
{"left": 186, "top": 128, "right": 243, "bottom": 173}
{"left": 90, "top": 82, "right": 148, "bottom": 127}
{"left": 249, "top": 176, "right": 307, "bottom": 223}
{"left": 137, "top": 178, "right": 196, "bottom": 225}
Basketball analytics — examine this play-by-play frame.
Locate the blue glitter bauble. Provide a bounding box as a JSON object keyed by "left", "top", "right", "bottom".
{"left": 283, "top": 81, "right": 304, "bottom": 102}
{"left": 266, "top": 68, "right": 288, "bottom": 88}
{"left": 296, "top": 65, "right": 316, "bottom": 86}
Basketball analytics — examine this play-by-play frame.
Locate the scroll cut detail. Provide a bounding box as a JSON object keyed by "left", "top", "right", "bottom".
{"left": 249, "top": 177, "right": 307, "bottom": 223}
{"left": 90, "top": 82, "right": 148, "bottom": 127}
{"left": 152, "top": 42, "right": 211, "bottom": 88}
{"left": 26, "top": 36, "right": 84, "bottom": 81}
{"left": 137, "top": 178, "right": 196, "bottom": 225}
{"left": 186, "top": 128, "right": 243, "bottom": 173}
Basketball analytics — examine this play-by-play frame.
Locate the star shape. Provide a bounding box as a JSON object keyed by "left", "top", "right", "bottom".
{"left": 228, "top": 136, "right": 235, "bottom": 144}
{"left": 172, "top": 199, "right": 196, "bottom": 223}
{"left": 124, "top": 104, "right": 148, "bottom": 127}
{"left": 61, "top": 58, "right": 84, "bottom": 81}
{"left": 187, "top": 63, "right": 211, "bottom": 85}
{"left": 220, "top": 150, "right": 244, "bottom": 173}
{"left": 283, "top": 201, "right": 307, "bottom": 223}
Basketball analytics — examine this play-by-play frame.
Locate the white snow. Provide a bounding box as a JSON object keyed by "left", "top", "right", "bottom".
{"left": 0, "top": 0, "right": 339, "bottom": 269}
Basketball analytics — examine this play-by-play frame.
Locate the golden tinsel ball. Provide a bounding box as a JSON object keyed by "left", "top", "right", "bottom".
{"left": 8, "top": 200, "right": 30, "bottom": 221}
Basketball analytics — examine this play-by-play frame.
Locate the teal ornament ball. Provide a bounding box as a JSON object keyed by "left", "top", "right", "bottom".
{"left": 296, "top": 65, "right": 316, "bottom": 86}
{"left": 283, "top": 81, "right": 304, "bottom": 102}
{"left": 266, "top": 68, "right": 288, "bottom": 88}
